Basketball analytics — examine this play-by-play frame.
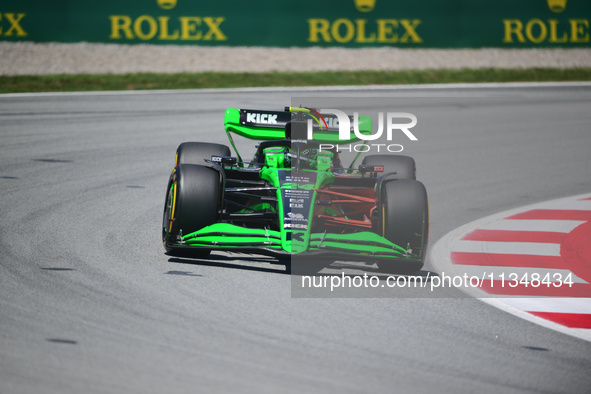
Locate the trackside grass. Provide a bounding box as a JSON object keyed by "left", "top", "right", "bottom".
{"left": 1, "top": 68, "right": 590, "bottom": 93}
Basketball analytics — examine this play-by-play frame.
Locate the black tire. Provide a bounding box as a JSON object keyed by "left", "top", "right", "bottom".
{"left": 162, "top": 164, "right": 221, "bottom": 257}
{"left": 362, "top": 154, "right": 416, "bottom": 179}
{"left": 377, "top": 179, "right": 429, "bottom": 274}
{"left": 176, "top": 142, "right": 231, "bottom": 166}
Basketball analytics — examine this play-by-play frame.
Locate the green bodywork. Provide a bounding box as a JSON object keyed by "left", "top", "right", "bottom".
{"left": 171, "top": 107, "right": 421, "bottom": 262}
{"left": 222, "top": 107, "right": 374, "bottom": 167}
{"left": 223, "top": 107, "right": 374, "bottom": 143}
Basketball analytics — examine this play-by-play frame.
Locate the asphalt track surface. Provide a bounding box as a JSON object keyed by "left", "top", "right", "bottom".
{"left": 1, "top": 83, "right": 591, "bottom": 393}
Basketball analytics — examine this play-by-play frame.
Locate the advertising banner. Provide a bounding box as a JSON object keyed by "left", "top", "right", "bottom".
{"left": 0, "top": 0, "right": 589, "bottom": 47}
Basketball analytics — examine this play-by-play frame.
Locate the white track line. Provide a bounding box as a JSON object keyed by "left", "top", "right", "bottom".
{"left": 478, "top": 219, "right": 586, "bottom": 233}
{"left": 2, "top": 81, "right": 591, "bottom": 99}
{"left": 451, "top": 240, "right": 561, "bottom": 256}
{"left": 537, "top": 200, "right": 591, "bottom": 211}
{"left": 501, "top": 297, "right": 591, "bottom": 314}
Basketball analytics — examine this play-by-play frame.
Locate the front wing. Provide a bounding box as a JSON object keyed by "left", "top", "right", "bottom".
{"left": 172, "top": 222, "right": 423, "bottom": 263}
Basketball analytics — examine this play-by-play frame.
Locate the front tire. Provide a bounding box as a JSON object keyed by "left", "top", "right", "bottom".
{"left": 377, "top": 179, "right": 429, "bottom": 274}
{"left": 162, "top": 164, "right": 221, "bottom": 257}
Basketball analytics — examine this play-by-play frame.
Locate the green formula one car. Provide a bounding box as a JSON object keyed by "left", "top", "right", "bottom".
{"left": 162, "top": 107, "right": 428, "bottom": 273}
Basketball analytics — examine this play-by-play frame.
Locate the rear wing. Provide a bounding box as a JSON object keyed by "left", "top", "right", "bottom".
{"left": 223, "top": 108, "right": 373, "bottom": 143}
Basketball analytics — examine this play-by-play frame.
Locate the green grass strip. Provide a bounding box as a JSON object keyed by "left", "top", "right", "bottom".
{"left": 1, "top": 68, "right": 590, "bottom": 93}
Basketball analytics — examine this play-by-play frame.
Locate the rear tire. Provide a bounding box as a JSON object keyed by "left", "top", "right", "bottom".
{"left": 362, "top": 155, "right": 416, "bottom": 179}
{"left": 377, "top": 179, "right": 429, "bottom": 274}
{"left": 176, "top": 142, "right": 231, "bottom": 166}
{"left": 162, "top": 164, "right": 221, "bottom": 257}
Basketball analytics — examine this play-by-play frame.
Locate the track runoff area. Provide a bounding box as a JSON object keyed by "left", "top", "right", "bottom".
{"left": 431, "top": 192, "right": 591, "bottom": 342}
